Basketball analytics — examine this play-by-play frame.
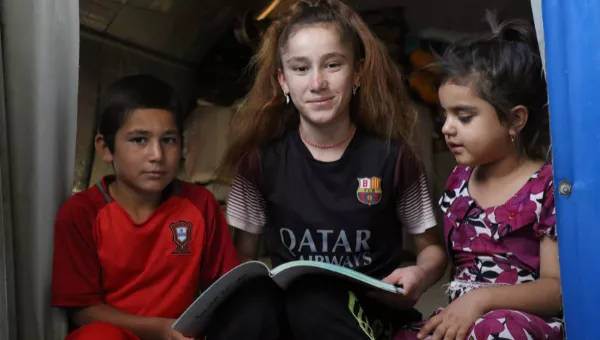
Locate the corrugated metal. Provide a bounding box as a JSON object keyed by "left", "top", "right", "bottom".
{"left": 79, "top": 0, "right": 533, "bottom": 65}
{"left": 267, "top": 0, "right": 532, "bottom": 33}
{"left": 0, "top": 27, "right": 17, "bottom": 340}
{"left": 79, "top": 0, "right": 123, "bottom": 31}
{"left": 80, "top": 0, "right": 268, "bottom": 63}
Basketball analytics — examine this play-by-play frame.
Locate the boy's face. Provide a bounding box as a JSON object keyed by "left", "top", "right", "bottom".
{"left": 99, "top": 108, "right": 182, "bottom": 194}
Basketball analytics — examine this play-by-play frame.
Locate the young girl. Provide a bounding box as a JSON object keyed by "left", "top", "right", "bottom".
{"left": 51, "top": 75, "right": 245, "bottom": 340}
{"left": 217, "top": 0, "right": 447, "bottom": 339}
{"left": 394, "top": 18, "right": 564, "bottom": 340}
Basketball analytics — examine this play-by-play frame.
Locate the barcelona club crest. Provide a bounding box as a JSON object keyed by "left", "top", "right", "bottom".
{"left": 357, "top": 177, "right": 382, "bottom": 206}
{"left": 169, "top": 220, "right": 193, "bottom": 254}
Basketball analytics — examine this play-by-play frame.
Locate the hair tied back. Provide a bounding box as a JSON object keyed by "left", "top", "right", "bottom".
{"left": 297, "top": 0, "right": 328, "bottom": 9}
{"left": 484, "top": 9, "right": 537, "bottom": 48}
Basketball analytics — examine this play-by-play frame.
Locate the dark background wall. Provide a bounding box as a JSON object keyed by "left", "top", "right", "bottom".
{"left": 74, "top": 34, "right": 197, "bottom": 192}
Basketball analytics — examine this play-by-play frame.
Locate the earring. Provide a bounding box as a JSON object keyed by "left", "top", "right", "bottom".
{"left": 510, "top": 134, "right": 515, "bottom": 143}
{"left": 285, "top": 93, "right": 290, "bottom": 104}
{"left": 353, "top": 85, "right": 359, "bottom": 96}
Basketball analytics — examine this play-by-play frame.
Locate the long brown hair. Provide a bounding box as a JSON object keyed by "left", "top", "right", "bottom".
{"left": 217, "top": 0, "right": 415, "bottom": 182}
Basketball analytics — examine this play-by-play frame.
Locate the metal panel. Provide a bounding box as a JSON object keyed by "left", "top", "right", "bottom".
{"left": 3, "top": 0, "right": 79, "bottom": 338}
{"left": 543, "top": 0, "right": 600, "bottom": 338}
{"left": 0, "top": 28, "right": 17, "bottom": 340}
{"left": 79, "top": 0, "right": 123, "bottom": 32}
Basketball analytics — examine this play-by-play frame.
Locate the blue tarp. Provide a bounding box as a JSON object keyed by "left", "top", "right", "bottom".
{"left": 544, "top": 0, "right": 600, "bottom": 337}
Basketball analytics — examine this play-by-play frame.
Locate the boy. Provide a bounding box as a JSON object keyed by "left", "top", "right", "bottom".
{"left": 51, "top": 75, "right": 240, "bottom": 340}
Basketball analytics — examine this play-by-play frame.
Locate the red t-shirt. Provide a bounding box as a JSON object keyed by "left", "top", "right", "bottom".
{"left": 51, "top": 177, "right": 240, "bottom": 318}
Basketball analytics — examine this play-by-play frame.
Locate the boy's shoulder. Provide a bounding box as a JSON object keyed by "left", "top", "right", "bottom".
{"left": 59, "top": 183, "right": 111, "bottom": 216}
{"left": 176, "top": 180, "right": 223, "bottom": 213}
{"left": 55, "top": 183, "right": 112, "bottom": 231}
{"left": 58, "top": 180, "right": 224, "bottom": 222}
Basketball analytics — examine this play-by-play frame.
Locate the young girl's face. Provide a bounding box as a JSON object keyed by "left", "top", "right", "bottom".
{"left": 104, "top": 109, "right": 181, "bottom": 194}
{"left": 278, "top": 24, "right": 359, "bottom": 127}
{"left": 439, "top": 82, "right": 513, "bottom": 166}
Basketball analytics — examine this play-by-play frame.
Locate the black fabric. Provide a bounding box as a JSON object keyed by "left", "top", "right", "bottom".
{"left": 205, "top": 278, "right": 288, "bottom": 340}
{"left": 286, "top": 276, "right": 422, "bottom": 340}
{"left": 208, "top": 276, "right": 422, "bottom": 340}
{"left": 258, "top": 127, "right": 409, "bottom": 279}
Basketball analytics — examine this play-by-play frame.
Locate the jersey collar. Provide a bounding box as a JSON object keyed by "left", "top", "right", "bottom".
{"left": 95, "top": 175, "right": 181, "bottom": 204}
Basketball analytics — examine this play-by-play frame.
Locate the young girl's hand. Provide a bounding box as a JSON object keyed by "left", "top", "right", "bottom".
{"left": 417, "top": 289, "right": 488, "bottom": 340}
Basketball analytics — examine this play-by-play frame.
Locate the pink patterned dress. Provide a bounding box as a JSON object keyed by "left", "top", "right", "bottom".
{"left": 394, "top": 163, "right": 564, "bottom": 340}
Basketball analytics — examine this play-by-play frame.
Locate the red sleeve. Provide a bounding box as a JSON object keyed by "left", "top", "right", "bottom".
{"left": 180, "top": 183, "right": 240, "bottom": 291}
{"left": 51, "top": 193, "right": 104, "bottom": 307}
{"left": 198, "top": 195, "right": 241, "bottom": 291}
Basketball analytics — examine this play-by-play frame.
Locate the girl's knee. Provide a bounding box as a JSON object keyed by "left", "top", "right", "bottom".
{"left": 285, "top": 275, "right": 339, "bottom": 306}
{"left": 66, "top": 322, "right": 139, "bottom": 340}
{"left": 209, "top": 278, "right": 284, "bottom": 334}
{"left": 469, "top": 309, "right": 563, "bottom": 340}
{"left": 392, "top": 330, "right": 420, "bottom": 340}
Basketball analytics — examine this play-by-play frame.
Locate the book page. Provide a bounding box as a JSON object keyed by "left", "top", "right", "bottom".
{"left": 173, "top": 261, "right": 270, "bottom": 337}
{"left": 270, "top": 260, "right": 403, "bottom": 294}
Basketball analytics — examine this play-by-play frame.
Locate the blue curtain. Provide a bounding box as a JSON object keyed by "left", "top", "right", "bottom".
{"left": 544, "top": 0, "right": 600, "bottom": 338}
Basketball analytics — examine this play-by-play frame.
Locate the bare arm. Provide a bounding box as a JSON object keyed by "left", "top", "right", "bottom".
{"left": 72, "top": 304, "right": 176, "bottom": 340}
{"left": 413, "top": 227, "right": 448, "bottom": 291}
{"left": 381, "top": 227, "right": 447, "bottom": 301}
{"left": 477, "top": 236, "right": 562, "bottom": 316}
{"left": 233, "top": 228, "right": 261, "bottom": 263}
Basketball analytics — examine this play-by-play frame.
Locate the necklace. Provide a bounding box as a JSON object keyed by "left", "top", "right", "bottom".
{"left": 298, "top": 124, "right": 356, "bottom": 149}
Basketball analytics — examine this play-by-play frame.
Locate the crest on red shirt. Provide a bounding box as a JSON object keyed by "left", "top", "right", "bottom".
{"left": 356, "top": 177, "right": 382, "bottom": 206}
{"left": 169, "top": 220, "right": 193, "bottom": 254}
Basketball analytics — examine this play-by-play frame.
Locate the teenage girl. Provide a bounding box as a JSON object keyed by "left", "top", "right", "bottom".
{"left": 394, "top": 18, "right": 563, "bottom": 340}
{"left": 216, "top": 1, "right": 447, "bottom": 339}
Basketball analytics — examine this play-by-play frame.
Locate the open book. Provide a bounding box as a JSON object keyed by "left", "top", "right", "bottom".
{"left": 172, "top": 260, "right": 403, "bottom": 337}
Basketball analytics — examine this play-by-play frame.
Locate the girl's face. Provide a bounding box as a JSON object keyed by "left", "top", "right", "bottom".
{"left": 278, "top": 24, "right": 360, "bottom": 128}
{"left": 99, "top": 109, "right": 182, "bottom": 194}
{"left": 439, "top": 82, "right": 514, "bottom": 166}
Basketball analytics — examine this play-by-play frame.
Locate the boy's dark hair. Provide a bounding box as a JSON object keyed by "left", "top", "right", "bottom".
{"left": 436, "top": 13, "right": 550, "bottom": 160}
{"left": 98, "top": 74, "right": 184, "bottom": 153}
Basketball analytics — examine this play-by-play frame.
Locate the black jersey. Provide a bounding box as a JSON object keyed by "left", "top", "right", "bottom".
{"left": 226, "top": 127, "right": 436, "bottom": 279}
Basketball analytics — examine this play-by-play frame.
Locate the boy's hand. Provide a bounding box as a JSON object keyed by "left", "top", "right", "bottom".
{"left": 169, "top": 329, "right": 193, "bottom": 340}
{"left": 163, "top": 319, "right": 193, "bottom": 340}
